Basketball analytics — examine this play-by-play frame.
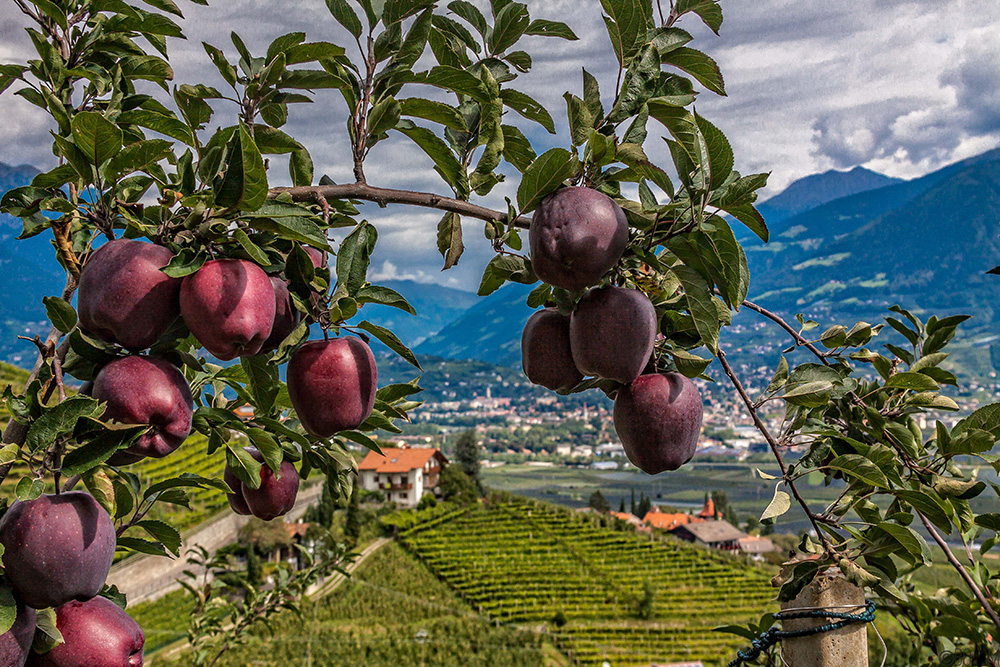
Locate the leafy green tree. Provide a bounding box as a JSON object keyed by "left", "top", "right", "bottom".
{"left": 417, "top": 492, "right": 438, "bottom": 510}
{"left": 245, "top": 547, "right": 263, "bottom": 587}
{"left": 344, "top": 484, "right": 362, "bottom": 548}
{"left": 632, "top": 580, "right": 656, "bottom": 620}
{"left": 588, "top": 489, "right": 610, "bottom": 513}
{"left": 454, "top": 429, "right": 482, "bottom": 494}
{"left": 440, "top": 465, "right": 477, "bottom": 505}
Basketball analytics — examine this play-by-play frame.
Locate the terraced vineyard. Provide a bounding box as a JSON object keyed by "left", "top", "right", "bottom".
{"left": 202, "top": 541, "right": 553, "bottom": 667}
{"left": 399, "top": 496, "right": 775, "bottom": 667}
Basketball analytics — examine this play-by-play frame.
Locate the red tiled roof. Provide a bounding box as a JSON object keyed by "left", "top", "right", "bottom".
{"left": 285, "top": 523, "right": 309, "bottom": 539}
{"left": 358, "top": 448, "right": 444, "bottom": 473}
{"left": 644, "top": 511, "right": 703, "bottom": 531}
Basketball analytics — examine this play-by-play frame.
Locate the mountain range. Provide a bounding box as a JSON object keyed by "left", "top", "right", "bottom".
{"left": 0, "top": 150, "right": 998, "bottom": 378}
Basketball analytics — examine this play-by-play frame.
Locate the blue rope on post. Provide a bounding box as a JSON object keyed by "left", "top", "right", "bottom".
{"left": 726, "top": 600, "right": 877, "bottom": 667}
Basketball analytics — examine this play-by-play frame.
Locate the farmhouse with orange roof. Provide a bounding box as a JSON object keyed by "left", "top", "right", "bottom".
{"left": 358, "top": 447, "right": 447, "bottom": 507}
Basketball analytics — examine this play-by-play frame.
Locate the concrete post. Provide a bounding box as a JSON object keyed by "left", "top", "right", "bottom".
{"left": 780, "top": 568, "right": 869, "bottom": 667}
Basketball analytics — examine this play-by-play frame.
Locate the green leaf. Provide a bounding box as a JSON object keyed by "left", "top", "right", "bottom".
{"left": 524, "top": 19, "right": 578, "bottom": 40}
{"left": 565, "top": 93, "right": 593, "bottom": 147}
{"left": 63, "top": 426, "right": 145, "bottom": 476}
{"left": 71, "top": 112, "right": 123, "bottom": 166}
{"left": 600, "top": 0, "right": 651, "bottom": 65}
{"left": 695, "top": 113, "right": 733, "bottom": 189}
{"left": 368, "top": 97, "right": 402, "bottom": 137}
{"left": 246, "top": 202, "right": 328, "bottom": 247}
{"left": 337, "top": 222, "right": 376, "bottom": 295}
{"left": 884, "top": 371, "right": 939, "bottom": 392}
{"left": 43, "top": 296, "right": 77, "bottom": 333}
{"left": 326, "top": 0, "right": 363, "bottom": 37}
{"left": 669, "top": 349, "right": 712, "bottom": 378}
{"left": 393, "top": 8, "right": 433, "bottom": 68}
{"left": 137, "top": 520, "right": 182, "bottom": 556}
{"left": 516, "top": 147, "right": 576, "bottom": 213}
{"left": 673, "top": 264, "right": 719, "bottom": 355}
{"left": 253, "top": 126, "right": 302, "bottom": 154}
{"left": 15, "top": 477, "right": 43, "bottom": 501}
{"left": 448, "top": 1, "right": 488, "bottom": 37}
{"left": 0, "top": 585, "right": 16, "bottom": 635}
{"left": 242, "top": 355, "right": 280, "bottom": 415}
{"left": 226, "top": 444, "right": 262, "bottom": 490}
{"left": 81, "top": 468, "right": 115, "bottom": 517}
{"left": 477, "top": 254, "right": 534, "bottom": 296}
{"left": 356, "top": 285, "right": 416, "bottom": 314}
{"left": 760, "top": 485, "right": 790, "bottom": 521}
{"left": 954, "top": 403, "right": 1000, "bottom": 437}
{"left": 383, "top": 0, "right": 434, "bottom": 24}
{"left": 117, "top": 109, "right": 195, "bottom": 146}
{"left": 357, "top": 322, "right": 421, "bottom": 369}
{"left": 116, "top": 536, "right": 167, "bottom": 557}
{"left": 436, "top": 211, "right": 464, "bottom": 269}
{"left": 661, "top": 47, "right": 726, "bottom": 95}
{"left": 826, "top": 454, "right": 889, "bottom": 489}
{"left": 500, "top": 89, "right": 555, "bottom": 133}
{"left": 289, "top": 147, "right": 314, "bottom": 187}
{"left": 501, "top": 124, "right": 536, "bottom": 172}
{"left": 488, "top": 1, "right": 529, "bottom": 55}
{"left": 25, "top": 396, "right": 104, "bottom": 454}
{"left": 677, "top": 0, "right": 723, "bottom": 34}
{"left": 104, "top": 139, "right": 173, "bottom": 179}
{"left": 215, "top": 124, "right": 268, "bottom": 211}
{"left": 399, "top": 98, "right": 467, "bottom": 131}
{"left": 876, "top": 522, "right": 925, "bottom": 559}
{"left": 203, "top": 42, "right": 237, "bottom": 87}
{"left": 396, "top": 124, "right": 469, "bottom": 197}
{"left": 894, "top": 489, "right": 952, "bottom": 533}
{"left": 415, "top": 66, "right": 490, "bottom": 103}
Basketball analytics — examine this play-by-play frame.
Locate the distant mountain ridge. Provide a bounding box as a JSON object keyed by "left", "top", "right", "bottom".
{"left": 1, "top": 149, "right": 998, "bottom": 379}
{"left": 757, "top": 166, "right": 902, "bottom": 225}
{"left": 415, "top": 149, "right": 1000, "bottom": 375}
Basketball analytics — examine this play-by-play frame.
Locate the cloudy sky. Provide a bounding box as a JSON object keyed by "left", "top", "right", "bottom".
{"left": 1, "top": 0, "right": 998, "bottom": 291}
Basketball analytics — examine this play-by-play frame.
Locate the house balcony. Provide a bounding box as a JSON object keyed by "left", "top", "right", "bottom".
{"left": 383, "top": 483, "right": 413, "bottom": 491}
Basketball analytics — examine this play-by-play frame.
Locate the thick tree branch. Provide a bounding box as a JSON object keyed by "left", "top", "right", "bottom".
{"left": 269, "top": 183, "right": 532, "bottom": 229}
{"left": 918, "top": 511, "right": 1000, "bottom": 637}
{"left": 717, "top": 348, "right": 837, "bottom": 554}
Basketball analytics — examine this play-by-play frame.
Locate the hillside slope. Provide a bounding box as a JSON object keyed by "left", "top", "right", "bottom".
{"left": 756, "top": 166, "right": 901, "bottom": 226}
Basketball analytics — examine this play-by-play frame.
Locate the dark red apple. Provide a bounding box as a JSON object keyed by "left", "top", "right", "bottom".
{"left": 92, "top": 356, "right": 193, "bottom": 466}
{"left": 225, "top": 448, "right": 299, "bottom": 521}
{"left": 180, "top": 259, "right": 276, "bottom": 360}
{"left": 521, "top": 308, "right": 583, "bottom": 391}
{"left": 224, "top": 465, "right": 251, "bottom": 516}
{"left": 0, "top": 598, "right": 35, "bottom": 667}
{"left": 77, "top": 239, "right": 181, "bottom": 351}
{"left": 27, "top": 596, "right": 143, "bottom": 667}
{"left": 529, "top": 186, "right": 628, "bottom": 292}
{"left": 0, "top": 492, "right": 115, "bottom": 610}
{"left": 614, "top": 372, "right": 703, "bottom": 474}
{"left": 259, "top": 277, "right": 301, "bottom": 353}
{"left": 287, "top": 338, "right": 377, "bottom": 438}
{"left": 570, "top": 286, "right": 657, "bottom": 383}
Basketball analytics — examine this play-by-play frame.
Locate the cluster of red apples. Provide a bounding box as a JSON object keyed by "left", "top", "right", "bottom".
{"left": 0, "top": 239, "right": 379, "bottom": 666}
{"left": 522, "top": 187, "right": 705, "bottom": 475}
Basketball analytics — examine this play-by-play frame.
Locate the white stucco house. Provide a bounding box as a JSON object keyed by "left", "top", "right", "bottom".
{"left": 358, "top": 447, "right": 447, "bottom": 507}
